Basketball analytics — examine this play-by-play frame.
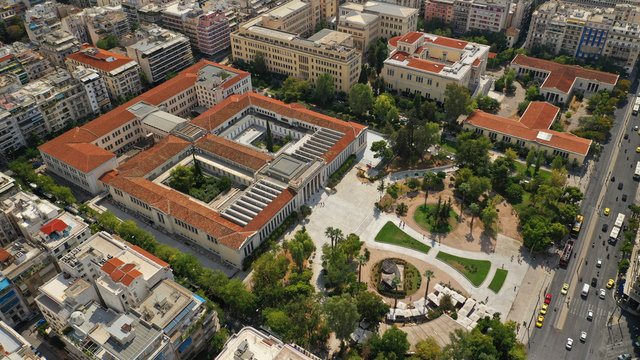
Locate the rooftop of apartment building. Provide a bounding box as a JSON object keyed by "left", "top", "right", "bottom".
{"left": 41, "top": 30, "right": 78, "bottom": 46}
{"left": 38, "top": 60, "right": 249, "bottom": 173}
{"left": 134, "top": 279, "right": 202, "bottom": 332}
{"left": 464, "top": 101, "right": 592, "bottom": 156}
{"left": 3, "top": 192, "right": 61, "bottom": 235}
{"left": 0, "top": 239, "right": 47, "bottom": 280}
{"left": 511, "top": 54, "right": 619, "bottom": 94}
{"left": 61, "top": 231, "right": 126, "bottom": 269}
{"left": 67, "top": 45, "right": 138, "bottom": 74}
{"left": 264, "top": 0, "right": 308, "bottom": 19}
{"left": 0, "top": 172, "right": 15, "bottom": 197}
{"left": 36, "top": 212, "right": 88, "bottom": 250}
{"left": 341, "top": 1, "right": 418, "bottom": 17}
{"left": 534, "top": 0, "right": 640, "bottom": 24}
{"left": 163, "top": 0, "right": 200, "bottom": 17}
{"left": 0, "top": 320, "right": 42, "bottom": 359}
{"left": 38, "top": 272, "right": 93, "bottom": 306}
{"left": 127, "top": 26, "right": 189, "bottom": 54}
{"left": 216, "top": 326, "right": 321, "bottom": 360}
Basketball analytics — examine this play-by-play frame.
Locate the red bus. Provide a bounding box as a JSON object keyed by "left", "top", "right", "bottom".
{"left": 559, "top": 239, "right": 574, "bottom": 267}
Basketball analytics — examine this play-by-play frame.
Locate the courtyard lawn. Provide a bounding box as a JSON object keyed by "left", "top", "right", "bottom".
{"left": 375, "top": 222, "right": 431, "bottom": 254}
{"left": 513, "top": 161, "right": 551, "bottom": 182}
{"left": 488, "top": 269, "right": 508, "bottom": 293}
{"left": 436, "top": 252, "right": 491, "bottom": 287}
{"left": 440, "top": 139, "right": 458, "bottom": 154}
{"left": 414, "top": 204, "right": 458, "bottom": 233}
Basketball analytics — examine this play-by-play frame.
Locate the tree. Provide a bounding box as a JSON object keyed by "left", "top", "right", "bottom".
{"left": 374, "top": 94, "right": 396, "bottom": 123}
{"left": 423, "top": 172, "right": 436, "bottom": 206}
{"left": 551, "top": 155, "right": 564, "bottom": 170}
{"left": 322, "top": 244, "right": 356, "bottom": 292}
{"left": 413, "top": 337, "right": 442, "bottom": 360}
{"left": 52, "top": 186, "right": 76, "bottom": 205}
{"left": 356, "top": 254, "right": 368, "bottom": 283}
{"left": 221, "top": 279, "right": 256, "bottom": 314}
{"left": 481, "top": 207, "right": 499, "bottom": 234}
{"left": 392, "top": 275, "right": 402, "bottom": 308}
{"left": 517, "top": 100, "right": 531, "bottom": 116}
{"left": 468, "top": 203, "right": 480, "bottom": 231}
{"left": 535, "top": 151, "right": 545, "bottom": 173}
{"left": 324, "top": 226, "right": 344, "bottom": 248}
{"left": 252, "top": 51, "right": 267, "bottom": 76}
{"left": 324, "top": 294, "right": 359, "bottom": 345}
{"left": 525, "top": 85, "right": 541, "bottom": 101}
{"left": 349, "top": 83, "right": 374, "bottom": 116}
{"left": 396, "top": 202, "right": 408, "bottom": 216}
{"left": 314, "top": 72, "right": 334, "bottom": 106}
{"left": 444, "top": 84, "right": 473, "bottom": 120}
{"left": 265, "top": 121, "right": 274, "bottom": 152}
{"left": 505, "top": 183, "right": 524, "bottom": 204}
{"left": 97, "top": 211, "right": 120, "bottom": 233}
{"left": 356, "top": 291, "right": 389, "bottom": 325}
{"left": 168, "top": 165, "right": 195, "bottom": 193}
{"left": 458, "top": 182, "right": 470, "bottom": 219}
{"left": 251, "top": 252, "right": 289, "bottom": 308}
{"left": 96, "top": 34, "right": 118, "bottom": 50}
{"left": 340, "top": 233, "right": 363, "bottom": 258}
{"left": 456, "top": 132, "right": 492, "bottom": 172}
{"left": 371, "top": 140, "right": 394, "bottom": 161}
{"left": 526, "top": 148, "right": 536, "bottom": 170}
{"left": 367, "top": 326, "right": 410, "bottom": 359}
{"left": 209, "top": 327, "right": 230, "bottom": 356}
{"left": 423, "top": 269, "right": 435, "bottom": 299}
{"left": 378, "top": 179, "right": 386, "bottom": 200}
{"left": 314, "top": 18, "right": 328, "bottom": 32}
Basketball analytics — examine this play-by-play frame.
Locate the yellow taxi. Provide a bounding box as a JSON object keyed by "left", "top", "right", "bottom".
{"left": 636, "top": 147, "right": 640, "bottom": 153}
{"left": 540, "top": 304, "right": 548, "bottom": 315}
{"left": 604, "top": 208, "right": 610, "bottom": 215}
{"left": 561, "top": 283, "right": 569, "bottom": 295}
{"left": 607, "top": 279, "right": 615, "bottom": 289}
{"left": 536, "top": 315, "right": 544, "bottom": 328}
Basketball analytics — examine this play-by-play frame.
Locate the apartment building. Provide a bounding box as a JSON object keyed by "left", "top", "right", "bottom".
{"left": 0, "top": 274, "right": 30, "bottom": 327}
{"left": 0, "top": 320, "right": 45, "bottom": 359}
{"left": 84, "top": 7, "right": 131, "bottom": 45}
{"left": 24, "top": 1, "right": 60, "bottom": 45}
{"left": 424, "top": 0, "right": 454, "bottom": 23}
{"left": 382, "top": 32, "right": 489, "bottom": 100}
{"left": 623, "top": 231, "right": 640, "bottom": 311}
{"left": 37, "top": 231, "right": 217, "bottom": 359}
{"left": 71, "top": 66, "right": 112, "bottom": 114}
{"left": 39, "top": 60, "right": 250, "bottom": 194}
{"left": 66, "top": 46, "right": 142, "bottom": 102}
{"left": 126, "top": 25, "right": 194, "bottom": 84}
{"left": 216, "top": 327, "right": 322, "bottom": 360}
{"left": 0, "top": 90, "right": 45, "bottom": 142}
{"left": 14, "top": 49, "right": 53, "bottom": 82}
{"left": 231, "top": 3, "right": 361, "bottom": 92}
{"left": 337, "top": 11, "right": 380, "bottom": 52}
{"left": 339, "top": 1, "right": 419, "bottom": 38}
{"left": 510, "top": 54, "right": 619, "bottom": 104}
{"left": 0, "top": 54, "right": 28, "bottom": 85}
{"left": 0, "top": 239, "right": 59, "bottom": 312}
{"left": 61, "top": 11, "right": 90, "bottom": 44}
{"left": 525, "top": 1, "right": 640, "bottom": 72}
{"left": 162, "top": 0, "right": 231, "bottom": 56}
{"left": 462, "top": 101, "right": 592, "bottom": 165}
{"left": 39, "top": 30, "right": 82, "bottom": 67}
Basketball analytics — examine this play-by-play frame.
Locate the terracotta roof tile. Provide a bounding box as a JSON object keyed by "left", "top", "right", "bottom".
{"left": 120, "top": 270, "right": 142, "bottom": 286}
{"left": 488, "top": 52, "right": 497, "bottom": 59}
{"left": 119, "top": 263, "right": 136, "bottom": 273}
{"left": 519, "top": 102, "right": 559, "bottom": 130}
{"left": 398, "top": 31, "right": 423, "bottom": 44}
{"left": 389, "top": 36, "right": 402, "bottom": 48}
{"left": 195, "top": 134, "right": 272, "bottom": 171}
{"left": 406, "top": 58, "right": 445, "bottom": 73}
{"left": 110, "top": 268, "right": 125, "bottom": 282}
{"left": 0, "top": 248, "right": 10, "bottom": 262}
{"left": 117, "top": 135, "right": 191, "bottom": 177}
{"left": 391, "top": 51, "right": 409, "bottom": 61}
{"left": 511, "top": 54, "right": 619, "bottom": 94}
{"left": 427, "top": 36, "right": 468, "bottom": 49}
{"left": 66, "top": 45, "right": 136, "bottom": 73}
{"left": 244, "top": 187, "right": 297, "bottom": 231}
{"left": 101, "top": 257, "right": 125, "bottom": 274}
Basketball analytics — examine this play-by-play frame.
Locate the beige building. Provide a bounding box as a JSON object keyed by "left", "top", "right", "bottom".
{"left": 339, "top": 1, "right": 419, "bottom": 38}
{"left": 39, "top": 30, "right": 82, "bottom": 67}
{"left": 66, "top": 46, "right": 142, "bottom": 102}
{"left": 525, "top": 1, "right": 640, "bottom": 72}
{"left": 231, "top": 3, "right": 361, "bottom": 93}
{"left": 462, "top": 101, "right": 592, "bottom": 165}
{"left": 84, "top": 8, "right": 131, "bottom": 45}
{"left": 337, "top": 12, "right": 379, "bottom": 52}
{"left": 382, "top": 32, "right": 489, "bottom": 101}
{"left": 126, "top": 25, "right": 194, "bottom": 84}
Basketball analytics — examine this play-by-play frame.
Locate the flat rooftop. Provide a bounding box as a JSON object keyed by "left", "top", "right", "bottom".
{"left": 267, "top": 155, "right": 306, "bottom": 180}
{"left": 39, "top": 273, "right": 86, "bottom": 303}
{"left": 216, "top": 327, "right": 320, "bottom": 360}
{"left": 0, "top": 321, "right": 26, "bottom": 354}
{"left": 135, "top": 279, "right": 196, "bottom": 331}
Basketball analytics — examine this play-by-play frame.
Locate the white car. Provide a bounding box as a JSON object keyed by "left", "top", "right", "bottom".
{"left": 600, "top": 288, "right": 606, "bottom": 299}
{"left": 635, "top": 126, "right": 639, "bottom": 131}
{"left": 596, "top": 259, "right": 602, "bottom": 267}
{"left": 566, "top": 338, "right": 574, "bottom": 350}
{"left": 587, "top": 309, "right": 593, "bottom": 320}
{"left": 580, "top": 331, "right": 587, "bottom": 342}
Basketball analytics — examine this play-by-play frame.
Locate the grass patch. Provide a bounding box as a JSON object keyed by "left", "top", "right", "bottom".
{"left": 512, "top": 191, "right": 531, "bottom": 215}
{"left": 436, "top": 252, "right": 491, "bottom": 287}
{"left": 375, "top": 222, "right": 431, "bottom": 254}
{"left": 414, "top": 204, "right": 458, "bottom": 233}
{"left": 513, "top": 161, "right": 551, "bottom": 182}
{"left": 440, "top": 139, "right": 458, "bottom": 154}
{"left": 488, "top": 269, "right": 508, "bottom": 293}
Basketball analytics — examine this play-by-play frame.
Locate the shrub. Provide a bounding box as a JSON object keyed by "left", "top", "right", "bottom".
{"left": 242, "top": 211, "right": 298, "bottom": 270}
{"left": 328, "top": 155, "right": 356, "bottom": 188}
{"left": 565, "top": 111, "right": 572, "bottom": 119}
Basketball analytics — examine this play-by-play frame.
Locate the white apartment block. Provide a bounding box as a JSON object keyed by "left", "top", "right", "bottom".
{"left": 39, "top": 61, "right": 250, "bottom": 195}
{"left": 39, "top": 30, "right": 82, "bottom": 68}
{"left": 216, "top": 327, "right": 322, "bottom": 360}
{"left": 525, "top": 1, "right": 640, "bottom": 72}
{"left": 83, "top": 6, "right": 131, "bottom": 45}
{"left": 382, "top": 32, "right": 489, "bottom": 101}
{"left": 66, "top": 46, "right": 142, "bottom": 102}
{"left": 71, "top": 66, "right": 112, "bottom": 114}
{"left": 126, "top": 25, "right": 194, "bottom": 83}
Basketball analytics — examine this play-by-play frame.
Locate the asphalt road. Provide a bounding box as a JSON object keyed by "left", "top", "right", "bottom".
{"left": 528, "top": 86, "right": 640, "bottom": 360}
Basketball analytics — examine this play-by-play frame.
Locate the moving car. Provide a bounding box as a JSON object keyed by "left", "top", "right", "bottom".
{"left": 536, "top": 315, "right": 544, "bottom": 328}
{"left": 603, "top": 223, "right": 609, "bottom": 232}
{"left": 618, "top": 354, "right": 631, "bottom": 360}
{"left": 597, "top": 259, "right": 602, "bottom": 267}
{"left": 635, "top": 126, "right": 639, "bottom": 131}
{"left": 623, "top": 194, "right": 628, "bottom": 202}
{"left": 582, "top": 283, "right": 590, "bottom": 297}
{"left": 607, "top": 279, "right": 615, "bottom": 289}
{"left": 566, "top": 338, "right": 574, "bottom": 350}
{"left": 544, "top": 293, "right": 552, "bottom": 304}
{"left": 592, "top": 277, "right": 598, "bottom": 287}
{"left": 587, "top": 309, "right": 593, "bottom": 320}
{"left": 540, "top": 304, "right": 548, "bottom": 315}
{"left": 604, "top": 208, "right": 610, "bottom": 215}
{"left": 600, "top": 288, "right": 606, "bottom": 299}
{"left": 561, "top": 283, "right": 569, "bottom": 295}
{"left": 619, "top": 182, "right": 624, "bottom": 189}
{"left": 580, "top": 331, "right": 587, "bottom": 342}
{"left": 625, "top": 134, "right": 629, "bottom": 139}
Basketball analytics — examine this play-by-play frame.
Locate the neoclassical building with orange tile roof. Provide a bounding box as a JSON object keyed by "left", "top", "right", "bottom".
{"left": 40, "top": 61, "right": 368, "bottom": 269}
{"left": 383, "top": 32, "right": 490, "bottom": 101}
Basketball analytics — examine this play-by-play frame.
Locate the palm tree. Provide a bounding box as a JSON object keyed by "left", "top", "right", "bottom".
{"left": 422, "top": 172, "right": 436, "bottom": 207}
{"left": 468, "top": 203, "right": 480, "bottom": 234}
{"left": 377, "top": 179, "right": 386, "bottom": 200}
{"left": 356, "top": 254, "right": 368, "bottom": 284}
{"left": 324, "top": 226, "right": 344, "bottom": 248}
{"left": 423, "top": 269, "right": 435, "bottom": 299}
{"left": 392, "top": 275, "right": 402, "bottom": 308}
{"left": 458, "top": 182, "right": 470, "bottom": 221}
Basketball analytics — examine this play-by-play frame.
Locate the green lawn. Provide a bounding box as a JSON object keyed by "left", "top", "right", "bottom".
{"left": 513, "top": 161, "right": 551, "bottom": 182}
{"left": 436, "top": 252, "right": 491, "bottom": 287}
{"left": 512, "top": 191, "right": 531, "bottom": 215}
{"left": 414, "top": 204, "right": 458, "bottom": 233}
{"left": 488, "top": 269, "right": 508, "bottom": 293}
{"left": 375, "top": 222, "right": 431, "bottom": 254}
{"left": 440, "top": 139, "right": 458, "bottom": 154}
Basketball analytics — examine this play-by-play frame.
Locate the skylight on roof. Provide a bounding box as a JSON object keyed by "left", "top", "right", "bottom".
{"left": 536, "top": 131, "right": 552, "bottom": 141}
